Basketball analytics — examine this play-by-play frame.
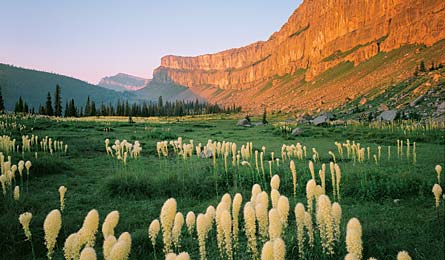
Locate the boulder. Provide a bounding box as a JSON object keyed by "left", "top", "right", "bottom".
{"left": 291, "top": 128, "right": 304, "bottom": 136}
{"left": 206, "top": 149, "right": 214, "bottom": 158}
{"left": 312, "top": 113, "right": 334, "bottom": 126}
{"left": 296, "top": 118, "right": 309, "bottom": 124}
{"left": 200, "top": 150, "right": 214, "bottom": 159}
{"left": 410, "top": 95, "right": 424, "bottom": 107}
{"left": 296, "top": 114, "right": 312, "bottom": 124}
{"left": 433, "top": 114, "right": 445, "bottom": 124}
{"left": 236, "top": 119, "right": 251, "bottom": 127}
{"left": 437, "top": 102, "right": 445, "bottom": 112}
{"left": 377, "top": 110, "right": 398, "bottom": 121}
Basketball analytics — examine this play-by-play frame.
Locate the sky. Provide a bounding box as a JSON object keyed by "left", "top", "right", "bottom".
{"left": 0, "top": 0, "right": 301, "bottom": 84}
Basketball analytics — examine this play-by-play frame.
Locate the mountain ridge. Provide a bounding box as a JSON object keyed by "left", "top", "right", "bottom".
{"left": 98, "top": 73, "right": 150, "bottom": 92}
{"left": 0, "top": 63, "right": 132, "bottom": 111}
{"left": 152, "top": 0, "right": 445, "bottom": 112}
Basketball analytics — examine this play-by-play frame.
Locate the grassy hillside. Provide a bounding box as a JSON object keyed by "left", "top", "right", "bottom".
{"left": 0, "top": 64, "right": 133, "bottom": 111}
{"left": 135, "top": 80, "right": 205, "bottom": 102}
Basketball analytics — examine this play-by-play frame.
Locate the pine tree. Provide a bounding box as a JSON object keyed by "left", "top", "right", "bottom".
{"left": 69, "top": 99, "right": 78, "bottom": 117}
{"left": 54, "top": 84, "right": 62, "bottom": 117}
{"left": 419, "top": 61, "right": 426, "bottom": 72}
{"left": 142, "top": 101, "right": 148, "bottom": 116}
{"left": 24, "top": 102, "right": 29, "bottom": 113}
{"left": 429, "top": 62, "right": 436, "bottom": 71}
{"left": 100, "top": 102, "right": 107, "bottom": 116}
{"left": 15, "top": 97, "right": 24, "bottom": 113}
{"left": 108, "top": 102, "right": 115, "bottom": 116}
{"left": 38, "top": 105, "right": 45, "bottom": 115}
{"left": 124, "top": 100, "right": 130, "bottom": 116}
{"left": 131, "top": 103, "right": 137, "bottom": 116}
{"left": 0, "top": 86, "right": 4, "bottom": 111}
{"left": 194, "top": 98, "right": 199, "bottom": 114}
{"left": 85, "top": 96, "right": 91, "bottom": 116}
{"left": 64, "top": 101, "right": 69, "bottom": 117}
{"left": 45, "top": 92, "right": 54, "bottom": 116}
{"left": 157, "top": 96, "right": 163, "bottom": 116}
{"left": 262, "top": 107, "right": 268, "bottom": 124}
{"left": 148, "top": 101, "right": 155, "bottom": 116}
{"left": 91, "top": 101, "right": 96, "bottom": 116}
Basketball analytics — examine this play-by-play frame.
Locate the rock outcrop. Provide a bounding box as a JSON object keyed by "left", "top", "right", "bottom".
{"left": 153, "top": 0, "right": 445, "bottom": 93}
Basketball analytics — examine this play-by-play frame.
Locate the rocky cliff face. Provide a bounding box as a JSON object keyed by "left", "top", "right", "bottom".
{"left": 153, "top": 0, "right": 445, "bottom": 93}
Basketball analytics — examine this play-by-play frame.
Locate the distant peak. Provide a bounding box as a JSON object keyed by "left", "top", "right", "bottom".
{"left": 98, "top": 73, "right": 151, "bottom": 92}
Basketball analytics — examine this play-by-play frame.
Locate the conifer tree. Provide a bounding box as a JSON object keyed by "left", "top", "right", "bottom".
{"left": 24, "top": 102, "right": 29, "bottom": 113}
{"left": 262, "top": 107, "right": 268, "bottom": 124}
{"left": 419, "top": 61, "right": 426, "bottom": 72}
{"left": 69, "top": 99, "right": 77, "bottom": 117}
{"left": 85, "top": 96, "right": 91, "bottom": 116}
{"left": 157, "top": 96, "right": 163, "bottom": 116}
{"left": 91, "top": 101, "right": 96, "bottom": 116}
{"left": 64, "top": 101, "right": 69, "bottom": 117}
{"left": 0, "top": 86, "right": 4, "bottom": 111}
{"left": 54, "top": 84, "right": 62, "bottom": 117}
{"left": 15, "top": 97, "right": 24, "bottom": 113}
{"left": 45, "top": 92, "right": 54, "bottom": 116}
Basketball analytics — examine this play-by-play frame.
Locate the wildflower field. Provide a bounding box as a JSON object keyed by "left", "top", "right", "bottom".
{"left": 0, "top": 114, "right": 444, "bottom": 260}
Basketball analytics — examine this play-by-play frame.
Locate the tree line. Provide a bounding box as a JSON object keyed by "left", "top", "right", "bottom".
{"left": 5, "top": 85, "right": 241, "bottom": 117}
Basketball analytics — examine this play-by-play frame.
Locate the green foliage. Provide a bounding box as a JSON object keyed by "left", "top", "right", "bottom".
{"left": 145, "top": 128, "right": 178, "bottom": 140}
{"left": 105, "top": 161, "right": 221, "bottom": 200}
{"left": 322, "top": 35, "right": 388, "bottom": 62}
{"left": 289, "top": 24, "right": 310, "bottom": 38}
{"left": 0, "top": 116, "right": 443, "bottom": 260}
{"left": 54, "top": 85, "right": 62, "bottom": 117}
{"left": 45, "top": 92, "right": 54, "bottom": 116}
{"left": 0, "top": 86, "right": 4, "bottom": 111}
{"left": 419, "top": 60, "right": 426, "bottom": 72}
{"left": 0, "top": 63, "right": 123, "bottom": 111}
{"left": 14, "top": 96, "right": 27, "bottom": 113}
{"left": 37, "top": 90, "right": 241, "bottom": 117}
{"left": 262, "top": 107, "right": 268, "bottom": 124}
{"left": 251, "top": 54, "right": 271, "bottom": 67}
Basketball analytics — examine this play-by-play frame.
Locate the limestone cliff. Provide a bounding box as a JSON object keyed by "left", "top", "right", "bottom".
{"left": 152, "top": 0, "right": 445, "bottom": 111}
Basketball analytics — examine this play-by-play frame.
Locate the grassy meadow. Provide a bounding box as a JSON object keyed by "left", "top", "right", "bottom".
{"left": 0, "top": 114, "right": 444, "bottom": 260}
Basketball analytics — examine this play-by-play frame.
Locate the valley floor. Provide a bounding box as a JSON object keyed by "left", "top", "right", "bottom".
{"left": 0, "top": 115, "right": 444, "bottom": 260}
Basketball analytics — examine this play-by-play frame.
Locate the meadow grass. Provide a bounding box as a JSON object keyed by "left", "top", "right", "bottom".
{"left": 0, "top": 115, "right": 443, "bottom": 260}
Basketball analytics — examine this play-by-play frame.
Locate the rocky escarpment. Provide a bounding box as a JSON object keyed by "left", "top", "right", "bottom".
{"left": 152, "top": 0, "right": 445, "bottom": 93}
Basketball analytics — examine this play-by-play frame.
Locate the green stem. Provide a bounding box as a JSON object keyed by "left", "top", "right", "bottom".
{"left": 182, "top": 160, "right": 185, "bottom": 195}
{"left": 29, "top": 237, "right": 36, "bottom": 260}
{"left": 214, "top": 164, "right": 219, "bottom": 199}
{"left": 153, "top": 244, "right": 157, "bottom": 260}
